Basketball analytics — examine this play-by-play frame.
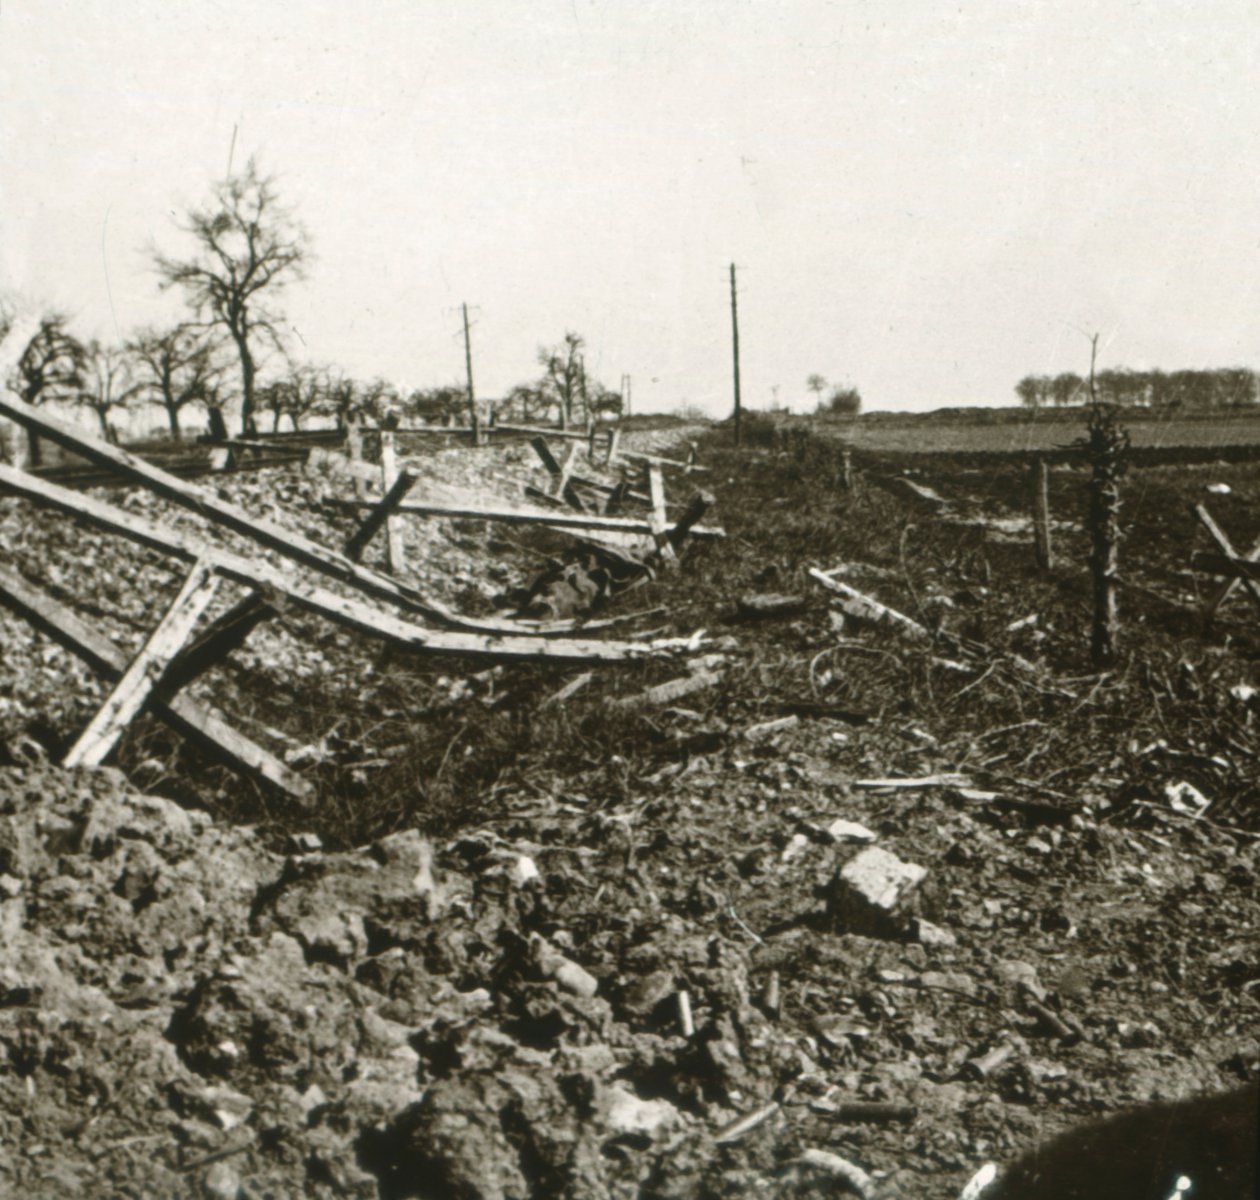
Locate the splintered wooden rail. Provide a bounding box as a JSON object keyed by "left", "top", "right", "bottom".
{"left": 63, "top": 558, "right": 222, "bottom": 768}
{"left": 0, "top": 562, "right": 310, "bottom": 799}
{"left": 0, "top": 465, "right": 675, "bottom": 665}
{"left": 0, "top": 391, "right": 597, "bottom": 639}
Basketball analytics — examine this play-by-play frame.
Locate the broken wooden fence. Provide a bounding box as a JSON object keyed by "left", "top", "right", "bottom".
{"left": 0, "top": 561, "right": 310, "bottom": 799}
{"left": 0, "top": 392, "right": 598, "bottom": 638}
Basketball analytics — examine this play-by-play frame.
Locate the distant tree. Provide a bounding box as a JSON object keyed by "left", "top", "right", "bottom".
{"left": 1216, "top": 367, "right": 1257, "bottom": 407}
{"left": 538, "top": 331, "right": 585, "bottom": 428}
{"left": 256, "top": 378, "right": 297, "bottom": 432}
{"left": 153, "top": 157, "right": 309, "bottom": 436}
{"left": 354, "top": 377, "right": 401, "bottom": 426}
{"left": 4, "top": 313, "right": 86, "bottom": 465}
{"left": 407, "top": 384, "right": 466, "bottom": 425}
{"left": 320, "top": 372, "right": 359, "bottom": 430}
{"left": 284, "top": 363, "right": 328, "bottom": 430}
{"left": 1051, "top": 372, "right": 1084, "bottom": 407}
{"left": 824, "top": 385, "right": 862, "bottom": 416}
{"left": 498, "top": 383, "right": 553, "bottom": 424}
{"left": 78, "top": 340, "right": 146, "bottom": 442}
{"left": 588, "top": 383, "right": 624, "bottom": 419}
{"left": 1015, "top": 375, "right": 1054, "bottom": 408}
{"left": 806, "top": 374, "right": 828, "bottom": 402}
{"left": 129, "top": 324, "right": 223, "bottom": 441}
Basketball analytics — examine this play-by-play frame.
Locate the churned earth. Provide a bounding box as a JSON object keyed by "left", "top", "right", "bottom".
{"left": 0, "top": 419, "right": 1258, "bottom": 1197}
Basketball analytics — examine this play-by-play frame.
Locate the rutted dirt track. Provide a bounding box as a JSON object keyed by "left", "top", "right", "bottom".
{"left": 1, "top": 423, "right": 1258, "bottom": 1197}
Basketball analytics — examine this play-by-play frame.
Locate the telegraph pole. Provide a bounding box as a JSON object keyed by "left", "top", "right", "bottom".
{"left": 461, "top": 302, "right": 480, "bottom": 442}
{"left": 730, "top": 263, "right": 742, "bottom": 446}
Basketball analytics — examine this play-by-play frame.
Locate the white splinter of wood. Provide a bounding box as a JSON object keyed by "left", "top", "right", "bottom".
{"left": 646, "top": 463, "right": 677, "bottom": 563}
{"left": 808, "top": 567, "right": 929, "bottom": 640}
{"left": 64, "top": 558, "right": 221, "bottom": 768}
{"left": 379, "top": 428, "right": 405, "bottom": 574}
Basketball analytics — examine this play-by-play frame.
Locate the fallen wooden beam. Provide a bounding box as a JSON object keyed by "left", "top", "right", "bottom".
{"left": 1192, "top": 504, "right": 1260, "bottom": 615}
{"left": 0, "top": 563, "right": 310, "bottom": 799}
{"left": 164, "top": 589, "right": 278, "bottom": 692}
{"left": 619, "top": 449, "right": 709, "bottom": 473}
{"left": 64, "top": 558, "right": 221, "bottom": 767}
{"left": 334, "top": 496, "right": 725, "bottom": 540}
{"left": 344, "top": 468, "right": 418, "bottom": 563}
{"left": 646, "top": 464, "right": 677, "bottom": 564}
{"left": 0, "top": 465, "right": 674, "bottom": 664}
{"left": 807, "top": 568, "right": 930, "bottom": 641}
{"left": 0, "top": 392, "right": 551, "bottom": 638}
{"left": 495, "top": 422, "right": 599, "bottom": 442}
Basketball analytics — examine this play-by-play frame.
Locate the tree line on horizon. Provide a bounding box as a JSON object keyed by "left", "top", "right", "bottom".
{"left": 1015, "top": 367, "right": 1259, "bottom": 410}
{"left": 1, "top": 158, "right": 623, "bottom": 454}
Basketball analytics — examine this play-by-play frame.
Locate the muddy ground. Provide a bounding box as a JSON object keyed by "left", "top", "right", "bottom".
{"left": 0, "top": 422, "right": 1257, "bottom": 1197}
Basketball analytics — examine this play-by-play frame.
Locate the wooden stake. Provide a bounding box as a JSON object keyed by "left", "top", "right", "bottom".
{"left": 604, "top": 427, "right": 621, "bottom": 467}
{"left": 343, "top": 468, "right": 419, "bottom": 563}
{"left": 378, "top": 427, "right": 406, "bottom": 573}
{"left": 1032, "top": 456, "right": 1053, "bottom": 570}
{"left": 347, "top": 417, "right": 366, "bottom": 499}
{"left": 64, "top": 559, "right": 221, "bottom": 767}
{"left": 646, "top": 463, "right": 677, "bottom": 563}
{"left": 0, "top": 564, "right": 310, "bottom": 798}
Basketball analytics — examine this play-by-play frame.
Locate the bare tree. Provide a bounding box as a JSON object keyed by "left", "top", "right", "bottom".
{"left": 285, "top": 363, "right": 328, "bottom": 431}
{"left": 129, "top": 325, "right": 223, "bottom": 441}
{"left": 538, "top": 331, "right": 585, "bottom": 429}
{"left": 153, "top": 157, "right": 309, "bottom": 435}
{"left": 78, "top": 341, "right": 146, "bottom": 442}
{"left": 3, "top": 312, "right": 86, "bottom": 465}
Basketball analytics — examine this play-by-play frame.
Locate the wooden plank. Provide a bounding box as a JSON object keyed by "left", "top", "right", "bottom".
{"left": 497, "top": 423, "right": 593, "bottom": 442}
{"left": 555, "top": 443, "right": 587, "bottom": 512}
{"left": 530, "top": 436, "right": 563, "bottom": 478}
{"left": 604, "top": 427, "right": 622, "bottom": 468}
{"left": 646, "top": 464, "right": 677, "bottom": 563}
{"left": 807, "top": 567, "right": 930, "bottom": 640}
{"left": 0, "top": 564, "right": 310, "bottom": 797}
{"left": 0, "top": 465, "right": 672, "bottom": 664}
{"left": 64, "top": 559, "right": 221, "bottom": 767}
{"left": 343, "top": 468, "right": 418, "bottom": 562}
{"left": 0, "top": 394, "right": 569, "bottom": 638}
{"left": 1193, "top": 504, "right": 1260, "bottom": 615}
{"left": 620, "top": 448, "right": 709, "bottom": 472}
{"left": 334, "top": 496, "right": 726, "bottom": 540}
{"left": 668, "top": 491, "right": 716, "bottom": 551}
{"left": 164, "top": 590, "right": 276, "bottom": 692}
{"left": 379, "top": 428, "right": 405, "bottom": 573}
{"left": 347, "top": 418, "right": 367, "bottom": 500}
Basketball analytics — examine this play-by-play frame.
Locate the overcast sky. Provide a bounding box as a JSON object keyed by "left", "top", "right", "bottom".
{"left": 4, "top": 1, "right": 1260, "bottom": 416}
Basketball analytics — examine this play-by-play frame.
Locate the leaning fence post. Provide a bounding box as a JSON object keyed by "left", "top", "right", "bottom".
{"left": 1084, "top": 339, "right": 1128, "bottom": 667}
{"left": 840, "top": 446, "right": 853, "bottom": 491}
{"left": 1032, "top": 456, "right": 1053, "bottom": 570}
{"left": 379, "top": 423, "right": 406, "bottom": 575}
